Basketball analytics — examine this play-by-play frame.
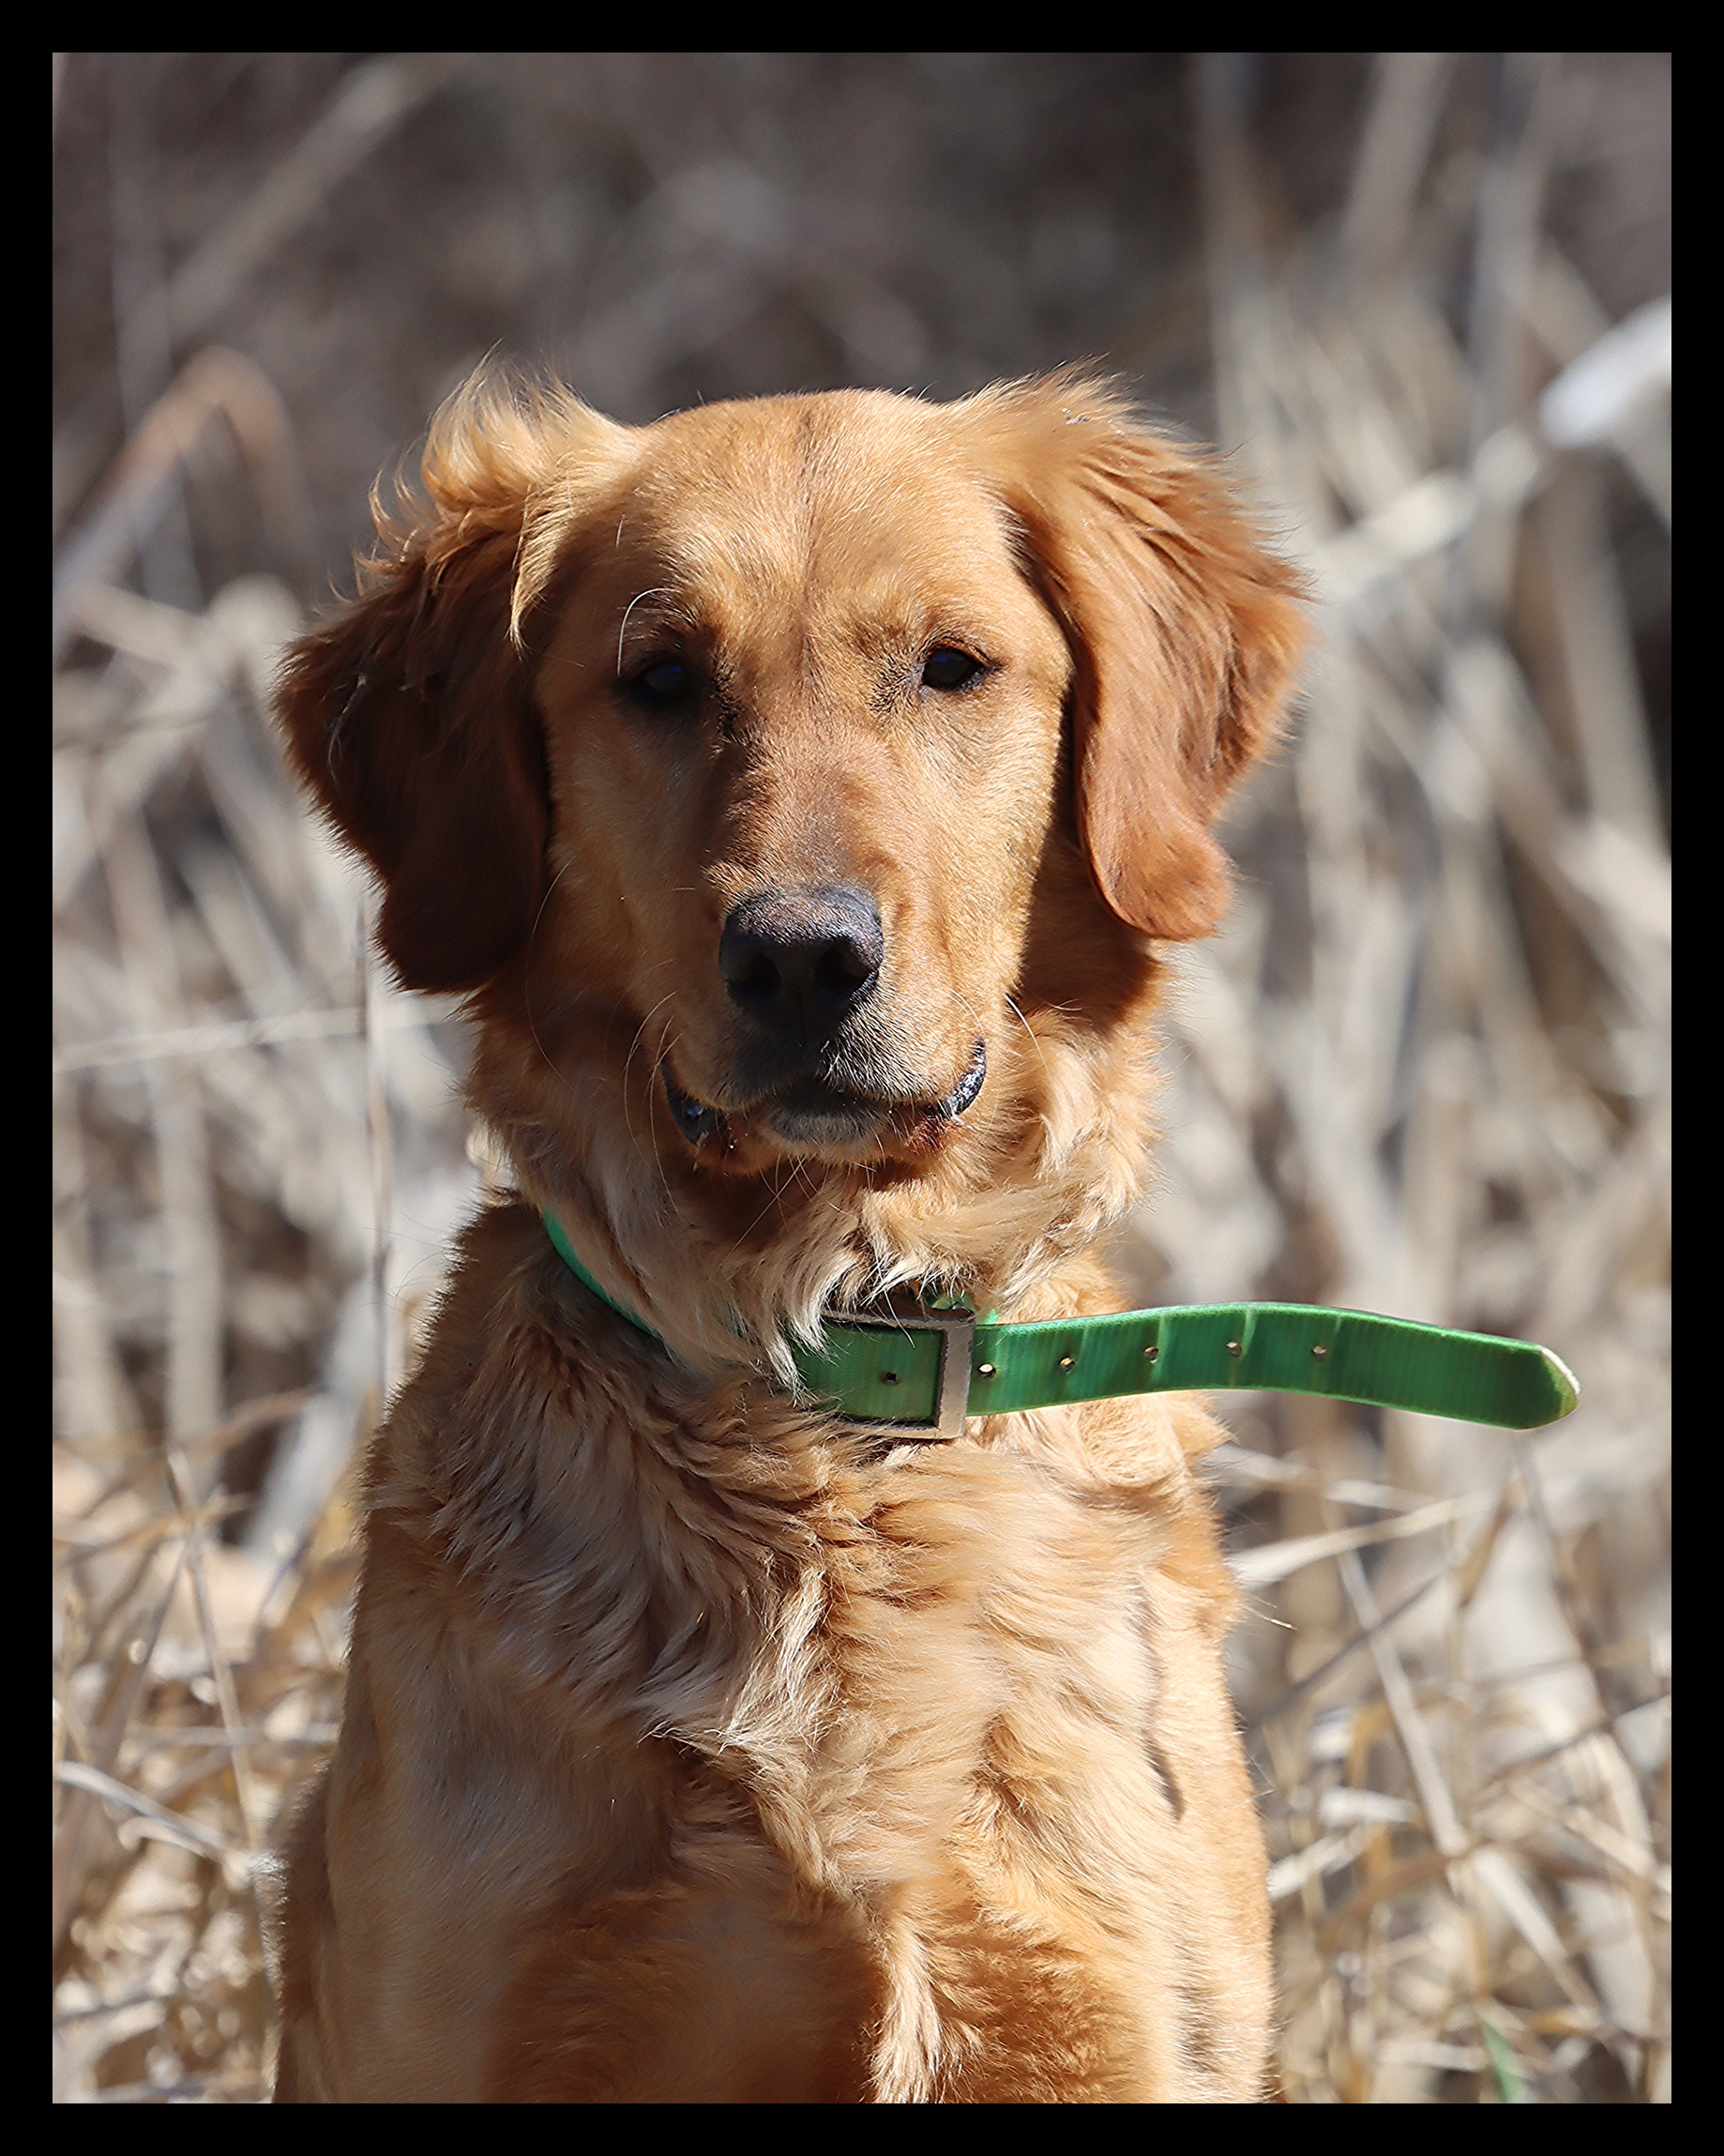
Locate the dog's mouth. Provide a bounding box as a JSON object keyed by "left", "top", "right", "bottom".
{"left": 664, "top": 1040, "right": 987, "bottom": 1160}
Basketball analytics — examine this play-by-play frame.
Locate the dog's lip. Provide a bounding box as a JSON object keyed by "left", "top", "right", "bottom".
{"left": 663, "top": 1070, "right": 723, "bottom": 1142}
{"left": 936, "top": 1040, "right": 987, "bottom": 1120}
{"left": 663, "top": 1040, "right": 987, "bottom": 1143}
{"left": 768, "top": 1073, "right": 881, "bottom": 1119}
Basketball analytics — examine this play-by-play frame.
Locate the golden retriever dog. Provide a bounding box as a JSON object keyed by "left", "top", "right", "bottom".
{"left": 270, "top": 368, "right": 1306, "bottom": 2102}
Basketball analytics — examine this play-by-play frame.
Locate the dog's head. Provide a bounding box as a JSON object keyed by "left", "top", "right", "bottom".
{"left": 279, "top": 371, "right": 1303, "bottom": 1337}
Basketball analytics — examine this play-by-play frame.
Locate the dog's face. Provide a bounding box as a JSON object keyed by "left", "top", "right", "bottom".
{"left": 280, "top": 373, "right": 1304, "bottom": 1202}
{"left": 529, "top": 396, "right": 1074, "bottom": 1174}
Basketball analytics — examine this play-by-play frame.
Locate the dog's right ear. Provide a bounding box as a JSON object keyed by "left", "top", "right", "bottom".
{"left": 276, "top": 378, "right": 627, "bottom": 993}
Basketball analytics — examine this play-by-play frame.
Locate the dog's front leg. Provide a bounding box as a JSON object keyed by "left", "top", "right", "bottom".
{"left": 483, "top": 1865, "right": 879, "bottom": 2103}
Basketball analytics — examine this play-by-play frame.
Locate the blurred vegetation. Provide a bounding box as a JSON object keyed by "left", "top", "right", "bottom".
{"left": 53, "top": 53, "right": 1670, "bottom": 2102}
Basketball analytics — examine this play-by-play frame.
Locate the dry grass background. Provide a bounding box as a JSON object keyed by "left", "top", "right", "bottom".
{"left": 52, "top": 54, "right": 1671, "bottom": 2102}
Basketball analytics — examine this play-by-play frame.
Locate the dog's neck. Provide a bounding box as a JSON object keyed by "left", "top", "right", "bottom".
{"left": 469, "top": 961, "right": 1166, "bottom": 1377}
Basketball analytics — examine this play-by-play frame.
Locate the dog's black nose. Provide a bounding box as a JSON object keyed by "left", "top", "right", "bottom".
{"left": 719, "top": 886, "right": 883, "bottom": 1040}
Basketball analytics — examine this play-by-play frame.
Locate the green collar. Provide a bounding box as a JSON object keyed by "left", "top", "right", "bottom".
{"left": 542, "top": 1211, "right": 1578, "bottom": 1436}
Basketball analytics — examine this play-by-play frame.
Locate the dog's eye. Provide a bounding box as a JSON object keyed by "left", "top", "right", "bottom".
{"left": 922, "top": 647, "right": 985, "bottom": 692}
{"left": 627, "top": 658, "right": 695, "bottom": 708}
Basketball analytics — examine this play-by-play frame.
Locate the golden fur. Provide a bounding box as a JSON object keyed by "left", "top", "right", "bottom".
{"left": 270, "top": 370, "right": 1307, "bottom": 2102}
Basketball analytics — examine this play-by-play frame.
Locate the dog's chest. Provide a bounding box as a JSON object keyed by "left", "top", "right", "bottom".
{"left": 670, "top": 1437, "right": 1176, "bottom": 1892}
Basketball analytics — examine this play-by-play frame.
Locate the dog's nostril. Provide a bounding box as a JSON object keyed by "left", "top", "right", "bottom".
{"left": 719, "top": 886, "right": 883, "bottom": 1032}
{"left": 729, "top": 950, "right": 781, "bottom": 1006}
{"left": 814, "top": 938, "right": 875, "bottom": 996}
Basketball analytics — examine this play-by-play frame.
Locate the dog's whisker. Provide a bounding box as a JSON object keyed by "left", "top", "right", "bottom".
{"left": 1004, "top": 993, "right": 1053, "bottom": 1086}
{"left": 724, "top": 1174, "right": 811, "bottom": 1271}
{"left": 615, "top": 586, "right": 676, "bottom": 677}
{"left": 620, "top": 994, "right": 678, "bottom": 1096}
{"left": 620, "top": 993, "right": 679, "bottom": 1175}
{"left": 644, "top": 1028, "right": 688, "bottom": 1195}
{"left": 523, "top": 859, "right": 574, "bottom": 1093}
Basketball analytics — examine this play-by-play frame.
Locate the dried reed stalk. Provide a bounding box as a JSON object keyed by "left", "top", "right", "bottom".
{"left": 53, "top": 53, "right": 1668, "bottom": 2102}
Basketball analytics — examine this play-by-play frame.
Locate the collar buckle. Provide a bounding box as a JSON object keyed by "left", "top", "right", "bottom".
{"left": 837, "top": 1304, "right": 975, "bottom": 1437}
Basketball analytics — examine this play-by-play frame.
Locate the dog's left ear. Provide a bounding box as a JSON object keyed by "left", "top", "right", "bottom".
{"left": 961, "top": 375, "right": 1308, "bottom": 940}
